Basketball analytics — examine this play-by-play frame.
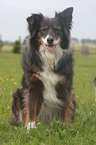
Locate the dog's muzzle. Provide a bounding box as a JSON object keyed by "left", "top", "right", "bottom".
{"left": 42, "top": 35, "right": 60, "bottom": 51}
{"left": 47, "top": 36, "right": 55, "bottom": 51}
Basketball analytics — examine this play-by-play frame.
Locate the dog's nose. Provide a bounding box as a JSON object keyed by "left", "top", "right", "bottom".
{"left": 47, "top": 36, "right": 54, "bottom": 45}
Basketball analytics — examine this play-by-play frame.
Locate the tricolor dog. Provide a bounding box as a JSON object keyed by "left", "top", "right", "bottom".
{"left": 10, "top": 7, "right": 76, "bottom": 129}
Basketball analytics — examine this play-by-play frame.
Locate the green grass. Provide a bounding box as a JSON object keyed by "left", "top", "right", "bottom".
{"left": 0, "top": 52, "right": 96, "bottom": 145}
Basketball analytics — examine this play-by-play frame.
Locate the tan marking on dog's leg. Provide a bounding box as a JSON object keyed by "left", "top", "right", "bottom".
{"left": 61, "top": 77, "right": 66, "bottom": 86}
{"left": 27, "top": 97, "right": 40, "bottom": 130}
{"left": 59, "top": 94, "right": 75, "bottom": 126}
{"left": 30, "top": 74, "right": 38, "bottom": 82}
{"left": 59, "top": 115, "right": 63, "bottom": 123}
{"left": 64, "top": 94, "right": 75, "bottom": 122}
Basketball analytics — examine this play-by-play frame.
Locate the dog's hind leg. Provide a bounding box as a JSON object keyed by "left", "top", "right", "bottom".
{"left": 23, "top": 75, "right": 44, "bottom": 129}
{"left": 56, "top": 77, "right": 76, "bottom": 123}
{"left": 10, "top": 88, "right": 24, "bottom": 126}
{"left": 64, "top": 94, "right": 76, "bottom": 122}
{"left": 59, "top": 94, "right": 76, "bottom": 125}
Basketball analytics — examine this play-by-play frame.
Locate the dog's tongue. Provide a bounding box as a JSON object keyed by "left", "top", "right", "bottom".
{"left": 47, "top": 45, "right": 55, "bottom": 51}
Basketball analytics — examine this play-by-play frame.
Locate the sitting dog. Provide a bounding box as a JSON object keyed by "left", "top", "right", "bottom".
{"left": 10, "top": 7, "right": 76, "bottom": 129}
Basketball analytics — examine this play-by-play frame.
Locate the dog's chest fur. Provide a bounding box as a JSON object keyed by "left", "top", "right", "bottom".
{"left": 35, "top": 45, "right": 64, "bottom": 122}
{"left": 39, "top": 45, "right": 63, "bottom": 107}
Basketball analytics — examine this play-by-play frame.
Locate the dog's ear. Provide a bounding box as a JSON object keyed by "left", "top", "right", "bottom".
{"left": 26, "top": 14, "right": 43, "bottom": 39}
{"left": 55, "top": 7, "right": 73, "bottom": 30}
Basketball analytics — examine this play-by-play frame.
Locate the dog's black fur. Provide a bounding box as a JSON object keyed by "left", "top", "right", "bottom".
{"left": 10, "top": 7, "right": 76, "bottom": 128}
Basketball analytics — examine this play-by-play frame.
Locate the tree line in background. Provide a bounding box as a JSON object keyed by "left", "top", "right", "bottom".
{"left": 0, "top": 36, "right": 21, "bottom": 53}
{"left": 2, "top": 37, "right": 96, "bottom": 46}
{"left": 72, "top": 38, "right": 96, "bottom": 45}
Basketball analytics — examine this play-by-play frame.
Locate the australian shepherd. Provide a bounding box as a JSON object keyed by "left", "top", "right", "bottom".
{"left": 10, "top": 7, "right": 76, "bottom": 129}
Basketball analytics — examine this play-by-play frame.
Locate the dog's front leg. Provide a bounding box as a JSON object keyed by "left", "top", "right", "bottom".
{"left": 25, "top": 74, "right": 44, "bottom": 129}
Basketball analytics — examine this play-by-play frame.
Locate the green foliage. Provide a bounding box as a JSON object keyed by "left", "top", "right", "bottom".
{"left": 0, "top": 52, "right": 96, "bottom": 144}
{"left": 12, "top": 40, "right": 21, "bottom": 53}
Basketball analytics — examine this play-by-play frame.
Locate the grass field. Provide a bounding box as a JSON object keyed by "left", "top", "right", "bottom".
{"left": 0, "top": 51, "right": 96, "bottom": 145}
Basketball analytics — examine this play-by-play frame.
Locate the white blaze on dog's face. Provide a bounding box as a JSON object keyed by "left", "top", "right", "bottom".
{"left": 42, "top": 34, "right": 60, "bottom": 51}
{"left": 38, "top": 18, "right": 63, "bottom": 64}
{"left": 41, "top": 34, "right": 61, "bottom": 60}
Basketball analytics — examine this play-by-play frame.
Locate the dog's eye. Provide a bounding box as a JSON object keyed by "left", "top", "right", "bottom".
{"left": 53, "top": 26, "right": 61, "bottom": 32}
{"left": 39, "top": 26, "right": 48, "bottom": 33}
{"left": 54, "top": 28, "right": 61, "bottom": 32}
{"left": 40, "top": 28, "right": 46, "bottom": 32}
{"left": 56, "top": 29, "right": 60, "bottom": 32}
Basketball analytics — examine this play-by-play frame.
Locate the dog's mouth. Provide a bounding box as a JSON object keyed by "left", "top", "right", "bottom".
{"left": 46, "top": 45, "right": 56, "bottom": 51}
{"left": 40, "top": 39, "right": 60, "bottom": 60}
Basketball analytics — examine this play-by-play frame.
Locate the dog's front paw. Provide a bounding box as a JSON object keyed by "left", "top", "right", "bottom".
{"left": 30, "top": 74, "right": 39, "bottom": 82}
{"left": 27, "top": 122, "right": 36, "bottom": 130}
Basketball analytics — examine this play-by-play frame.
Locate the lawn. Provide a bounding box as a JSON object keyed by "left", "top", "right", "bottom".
{"left": 0, "top": 51, "right": 96, "bottom": 145}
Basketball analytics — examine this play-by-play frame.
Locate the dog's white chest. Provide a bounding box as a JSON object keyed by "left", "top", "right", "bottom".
{"left": 39, "top": 44, "right": 63, "bottom": 106}
{"left": 40, "top": 70, "right": 61, "bottom": 107}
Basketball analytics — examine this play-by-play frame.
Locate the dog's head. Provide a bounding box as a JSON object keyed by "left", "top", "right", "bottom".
{"left": 27, "top": 7, "right": 73, "bottom": 61}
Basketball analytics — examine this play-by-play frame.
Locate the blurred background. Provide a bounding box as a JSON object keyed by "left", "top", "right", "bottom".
{"left": 0, "top": 1, "right": 96, "bottom": 144}
{"left": 0, "top": 0, "right": 96, "bottom": 54}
